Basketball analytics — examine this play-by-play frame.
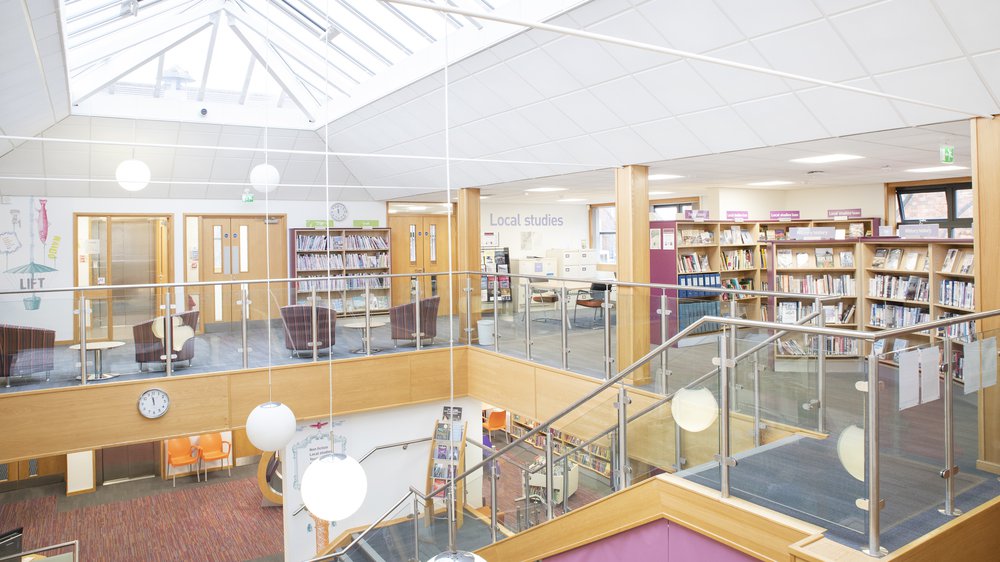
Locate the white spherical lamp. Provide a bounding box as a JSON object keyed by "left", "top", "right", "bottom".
{"left": 250, "top": 163, "right": 280, "bottom": 193}
{"left": 837, "top": 424, "right": 865, "bottom": 481}
{"left": 671, "top": 387, "right": 719, "bottom": 433}
{"left": 245, "top": 402, "right": 296, "bottom": 451}
{"left": 301, "top": 453, "right": 368, "bottom": 521}
{"left": 115, "top": 159, "right": 151, "bottom": 191}
{"left": 428, "top": 551, "right": 487, "bottom": 562}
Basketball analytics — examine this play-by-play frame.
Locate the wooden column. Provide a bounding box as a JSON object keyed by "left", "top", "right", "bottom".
{"left": 972, "top": 116, "right": 1000, "bottom": 473}
{"left": 615, "top": 165, "right": 651, "bottom": 384}
{"left": 458, "top": 188, "right": 482, "bottom": 344}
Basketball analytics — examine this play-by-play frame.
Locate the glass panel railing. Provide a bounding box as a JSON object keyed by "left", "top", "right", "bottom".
{"left": 671, "top": 342, "right": 724, "bottom": 491}
{"left": 338, "top": 492, "right": 418, "bottom": 562}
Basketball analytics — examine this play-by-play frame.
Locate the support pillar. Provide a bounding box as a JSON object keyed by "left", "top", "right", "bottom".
{"left": 458, "top": 187, "right": 481, "bottom": 344}
{"left": 615, "top": 165, "right": 651, "bottom": 385}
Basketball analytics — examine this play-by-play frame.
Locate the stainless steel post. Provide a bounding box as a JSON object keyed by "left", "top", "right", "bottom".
{"left": 446, "top": 483, "right": 457, "bottom": 552}
{"left": 866, "top": 352, "right": 883, "bottom": 557}
{"left": 414, "top": 280, "right": 422, "bottom": 351}
{"left": 163, "top": 291, "right": 173, "bottom": 376}
{"left": 604, "top": 293, "right": 613, "bottom": 380}
{"left": 562, "top": 457, "right": 570, "bottom": 513}
{"left": 659, "top": 292, "right": 668, "bottom": 392}
{"left": 78, "top": 296, "right": 88, "bottom": 385}
{"left": 674, "top": 421, "right": 683, "bottom": 471}
{"left": 524, "top": 280, "right": 532, "bottom": 360}
{"left": 364, "top": 285, "right": 372, "bottom": 356}
{"left": 719, "top": 332, "right": 732, "bottom": 499}
{"left": 753, "top": 351, "right": 762, "bottom": 448}
{"left": 728, "top": 298, "right": 737, "bottom": 403}
{"left": 544, "top": 429, "right": 554, "bottom": 521}
{"left": 616, "top": 383, "right": 631, "bottom": 490}
{"left": 560, "top": 285, "right": 569, "bottom": 370}
{"left": 521, "top": 468, "right": 531, "bottom": 530}
{"left": 240, "top": 285, "right": 250, "bottom": 369}
{"left": 413, "top": 494, "right": 421, "bottom": 556}
{"left": 466, "top": 276, "right": 473, "bottom": 345}
{"left": 490, "top": 460, "right": 499, "bottom": 542}
{"left": 816, "top": 296, "right": 827, "bottom": 433}
{"left": 940, "top": 337, "right": 961, "bottom": 517}
{"left": 311, "top": 289, "right": 319, "bottom": 362}
{"left": 493, "top": 278, "right": 500, "bottom": 353}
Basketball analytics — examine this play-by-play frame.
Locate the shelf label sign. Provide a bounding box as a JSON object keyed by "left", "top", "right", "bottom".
{"left": 770, "top": 210, "right": 800, "bottom": 220}
{"left": 898, "top": 224, "right": 940, "bottom": 239}
{"left": 684, "top": 210, "right": 710, "bottom": 221}
{"left": 827, "top": 208, "right": 862, "bottom": 219}
{"left": 940, "top": 144, "right": 955, "bottom": 164}
{"left": 726, "top": 210, "right": 749, "bottom": 221}
{"left": 305, "top": 220, "right": 335, "bottom": 227}
{"left": 352, "top": 220, "right": 379, "bottom": 228}
{"left": 790, "top": 227, "right": 836, "bottom": 241}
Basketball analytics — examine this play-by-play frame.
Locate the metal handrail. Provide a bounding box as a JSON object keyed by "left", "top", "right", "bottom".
{"left": 0, "top": 540, "right": 79, "bottom": 562}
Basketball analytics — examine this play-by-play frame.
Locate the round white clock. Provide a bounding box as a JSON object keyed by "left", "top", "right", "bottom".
{"left": 137, "top": 388, "right": 170, "bottom": 419}
{"left": 329, "top": 202, "right": 349, "bottom": 222}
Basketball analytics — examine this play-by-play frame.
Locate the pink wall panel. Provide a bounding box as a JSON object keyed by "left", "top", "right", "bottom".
{"left": 545, "top": 518, "right": 754, "bottom": 562}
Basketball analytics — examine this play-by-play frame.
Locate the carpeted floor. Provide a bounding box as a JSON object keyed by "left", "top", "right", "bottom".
{"left": 0, "top": 475, "right": 282, "bottom": 561}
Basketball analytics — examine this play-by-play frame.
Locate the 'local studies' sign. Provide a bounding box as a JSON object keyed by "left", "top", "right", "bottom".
{"left": 488, "top": 213, "right": 565, "bottom": 227}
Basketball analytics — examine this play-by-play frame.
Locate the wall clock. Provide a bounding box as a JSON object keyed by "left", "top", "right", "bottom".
{"left": 329, "top": 203, "right": 349, "bottom": 222}
{"left": 137, "top": 388, "right": 170, "bottom": 419}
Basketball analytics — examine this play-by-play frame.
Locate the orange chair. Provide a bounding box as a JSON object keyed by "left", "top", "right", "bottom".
{"left": 166, "top": 437, "right": 201, "bottom": 487}
{"left": 482, "top": 410, "right": 507, "bottom": 443}
{"left": 197, "top": 432, "right": 232, "bottom": 481}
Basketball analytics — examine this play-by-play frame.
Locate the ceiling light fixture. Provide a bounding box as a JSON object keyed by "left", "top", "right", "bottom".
{"left": 747, "top": 180, "right": 794, "bottom": 187}
{"left": 250, "top": 163, "right": 280, "bottom": 193}
{"left": 671, "top": 388, "right": 719, "bottom": 433}
{"left": 790, "top": 154, "right": 864, "bottom": 164}
{"left": 648, "top": 191, "right": 675, "bottom": 196}
{"left": 524, "top": 187, "right": 567, "bottom": 192}
{"left": 905, "top": 165, "right": 968, "bottom": 173}
{"left": 116, "top": 159, "right": 151, "bottom": 191}
{"left": 558, "top": 198, "right": 586, "bottom": 203}
{"left": 408, "top": 205, "right": 428, "bottom": 211}
{"left": 837, "top": 425, "right": 865, "bottom": 481}
{"left": 648, "top": 173, "right": 684, "bottom": 180}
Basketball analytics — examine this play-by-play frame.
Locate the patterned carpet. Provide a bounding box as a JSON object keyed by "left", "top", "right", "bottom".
{"left": 0, "top": 477, "right": 282, "bottom": 561}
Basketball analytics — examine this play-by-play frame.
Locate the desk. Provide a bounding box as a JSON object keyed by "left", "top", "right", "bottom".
{"left": 70, "top": 340, "right": 125, "bottom": 381}
{"left": 342, "top": 318, "right": 387, "bottom": 354}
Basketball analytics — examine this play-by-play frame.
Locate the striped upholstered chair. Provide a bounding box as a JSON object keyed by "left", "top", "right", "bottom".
{"left": 388, "top": 297, "right": 439, "bottom": 347}
{"left": 133, "top": 311, "right": 199, "bottom": 371}
{"left": 279, "top": 304, "right": 336, "bottom": 357}
{"left": 0, "top": 324, "right": 55, "bottom": 387}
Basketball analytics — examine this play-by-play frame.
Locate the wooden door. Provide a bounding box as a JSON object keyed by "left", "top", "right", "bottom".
{"left": 389, "top": 215, "right": 424, "bottom": 307}
{"left": 199, "top": 216, "right": 237, "bottom": 325}
{"left": 420, "top": 214, "right": 457, "bottom": 317}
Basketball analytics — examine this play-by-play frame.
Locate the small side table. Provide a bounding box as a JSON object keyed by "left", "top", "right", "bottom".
{"left": 342, "top": 318, "right": 388, "bottom": 354}
{"left": 70, "top": 340, "right": 125, "bottom": 381}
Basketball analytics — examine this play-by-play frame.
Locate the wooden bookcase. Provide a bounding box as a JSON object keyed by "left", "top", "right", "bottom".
{"left": 289, "top": 227, "right": 391, "bottom": 316}
{"left": 509, "top": 414, "right": 611, "bottom": 479}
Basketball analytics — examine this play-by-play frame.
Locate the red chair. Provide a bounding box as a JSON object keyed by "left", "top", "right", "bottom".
{"left": 197, "top": 432, "right": 232, "bottom": 481}
{"left": 166, "top": 437, "right": 201, "bottom": 487}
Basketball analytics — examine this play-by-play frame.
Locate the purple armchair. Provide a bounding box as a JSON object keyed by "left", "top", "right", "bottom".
{"left": 389, "top": 297, "right": 439, "bottom": 346}
{"left": 132, "top": 311, "right": 199, "bottom": 370}
{"left": 0, "top": 324, "right": 55, "bottom": 387}
{"left": 279, "top": 305, "right": 336, "bottom": 357}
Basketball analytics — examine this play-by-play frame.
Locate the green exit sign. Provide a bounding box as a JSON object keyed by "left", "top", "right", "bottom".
{"left": 242, "top": 191, "right": 254, "bottom": 203}
{"left": 940, "top": 145, "right": 955, "bottom": 163}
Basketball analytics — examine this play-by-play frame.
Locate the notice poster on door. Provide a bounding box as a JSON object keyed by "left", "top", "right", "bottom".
{"left": 409, "top": 224, "right": 417, "bottom": 262}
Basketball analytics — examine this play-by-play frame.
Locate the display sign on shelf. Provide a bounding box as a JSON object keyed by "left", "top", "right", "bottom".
{"left": 898, "top": 224, "right": 941, "bottom": 239}
{"left": 770, "top": 210, "right": 801, "bottom": 221}
{"left": 726, "top": 210, "right": 749, "bottom": 221}
{"left": 827, "top": 208, "right": 862, "bottom": 219}
{"left": 789, "top": 227, "right": 836, "bottom": 241}
{"left": 684, "top": 210, "right": 710, "bottom": 221}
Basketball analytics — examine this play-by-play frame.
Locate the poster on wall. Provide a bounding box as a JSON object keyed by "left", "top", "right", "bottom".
{"left": 520, "top": 231, "right": 537, "bottom": 252}
{"left": 2, "top": 197, "right": 59, "bottom": 311}
{"left": 287, "top": 420, "right": 343, "bottom": 558}
{"left": 649, "top": 228, "right": 661, "bottom": 250}
{"left": 662, "top": 229, "right": 675, "bottom": 250}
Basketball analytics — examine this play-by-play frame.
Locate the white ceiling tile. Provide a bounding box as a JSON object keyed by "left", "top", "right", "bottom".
{"left": 752, "top": 21, "right": 866, "bottom": 84}
{"left": 589, "top": 127, "right": 661, "bottom": 164}
{"left": 714, "top": 0, "right": 822, "bottom": 37}
{"left": 677, "top": 107, "right": 764, "bottom": 153}
{"left": 587, "top": 9, "right": 678, "bottom": 74}
{"left": 933, "top": 0, "right": 1000, "bottom": 54}
{"left": 209, "top": 158, "right": 252, "bottom": 181}
{"left": 812, "top": 0, "right": 884, "bottom": 15}
{"left": 171, "top": 156, "right": 215, "bottom": 180}
{"left": 567, "top": 0, "right": 631, "bottom": 27}
{"left": 876, "top": 58, "right": 997, "bottom": 124}
{"left": 830, "top": 0, "right": 963, "bottom": 74}
{"left": 169, "top": 184, "right": 208, "bottom": 199}
{"left": 589, "top": 76, "right": 672, "bottom": 125}
{"left": 797, "top": 79, "right": 907, "bottom": 137}
{"left": 516, "top": 101, "right": 585, "bottom": 141}
{"left": 541, "top": 35, "right": 628, "bottom": 88}
{"left": 550, "top": 89, "right": 625, "bottom": 133}
{"left": 633, "top": 62, "right": 726, "bottom": 115}
{"left": 690, "top": 43, "right": 790, "bottom": 104}
{"left": 971, "top": 51, "right": 1000, "bottom": 108}
{"left": 473, "top": 63, "right": 543, "bottom": 109}
{"left": 636, "top": 0, "right": 744, "bottom": 53}
{"left": 732, "top": 94, "right": 830, "bottom": 146}
{"left": 508, "top": 49, "right": 583, "bottom": 98}
{"left": 631, "top": 117, "right": 712, "bottom": 159}
{"left": 0, "top": 146, "right": 43, "bottom": 175}
{"left": 486, "top": 31, "right": 537, "bottom": 61}
{"left": 45, "top": 180, "right": 88, "bottom": 197}
{"left": 447, "top": 76, "right": 511, "bottom": 120}
{"left": 484, "top": 113, "right": 550, "bottom": 148}
{"left": 551, "top": 135, "right": 619, "bottom": 166}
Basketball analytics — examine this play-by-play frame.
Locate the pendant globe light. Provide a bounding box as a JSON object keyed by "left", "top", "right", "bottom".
{"left": 117, "top": 120, "right": 150, "bottom": 191}
{"left": 244, "top": 5, "right": 295, "bottom": 453}
{"left": 837, "top": 424, "right": 865, "bottom": 481}
{"left": 671, "top": 387, "right": 719, "bottom": 432}
{"left": 428, "top": 552, "right": 487, "bottom": 562}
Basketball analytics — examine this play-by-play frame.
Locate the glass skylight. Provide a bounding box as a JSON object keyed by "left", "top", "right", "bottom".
{"left": 59, "top": 0, "right": 551, "bottom": 129}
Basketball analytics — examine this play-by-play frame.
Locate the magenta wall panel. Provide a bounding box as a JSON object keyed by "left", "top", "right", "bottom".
{"left": 544, "top": 518, "right": 755, "bottom": 562}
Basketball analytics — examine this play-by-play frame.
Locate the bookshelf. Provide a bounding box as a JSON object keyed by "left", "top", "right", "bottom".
{"left": 509, "top": 413, "right": 611, "bottom": 479}
{"left": 289, "top": 227, "right": 392, "bottom": 316}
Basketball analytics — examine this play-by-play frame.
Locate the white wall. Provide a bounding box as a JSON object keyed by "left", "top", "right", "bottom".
{"left": 0, "top": 196, "right": 385, "bottom": 339}
{"left": 480, "top": 202, "right": 589, "bottom": 260}
{"left": 782, "top": 184, "right": 885, "bottom": 218}
{"left": 283, "top": 397, "right": 484, "bottom": 561}
{"left": 710, "top": 187, "right": 788, "bottom": 220}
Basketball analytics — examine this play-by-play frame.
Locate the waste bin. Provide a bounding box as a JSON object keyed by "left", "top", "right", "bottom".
{"left": 477, "top": 319, "right": 495, "bottom": 346}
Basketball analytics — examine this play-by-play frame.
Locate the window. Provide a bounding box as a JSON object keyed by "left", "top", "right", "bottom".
{"left": 595, "top": 206, "right": 616, "bottom": 263}
{"left": 652, "top": 202, "right": 695, "bottom": 220}
{"left": 591, "top": 198, "right": 699, "bottom": 263}
{"left": 895, "top": 182, "right": 972, "bottom": 238}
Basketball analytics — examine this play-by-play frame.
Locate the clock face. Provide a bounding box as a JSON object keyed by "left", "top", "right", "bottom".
{"left": 329, "top": 203, "right": 349, "bottom": 222}
{"left": 137, "top": 388, "right": 170, "bottom": 419}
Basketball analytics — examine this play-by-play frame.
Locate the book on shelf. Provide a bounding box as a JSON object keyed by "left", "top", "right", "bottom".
{"left": 815, "top": 247, "right": 834, "bottom": 268}
{"left": 722, "top": 248, "right": 754, "bottom": 270}
{"left": 921, "top": 255, "right": 930, "bottom": 272}
{"left": 677, "top": 273, "right": 722, "bottom": 298}
{"left": 835, "top": 229, "right": 846, "bottom": 240}
{"left": 891, "top": 338, "right": 909, "bottom": 354}
{"left": 936, "top": 312, "right": 976, "bottom": 340}
{"left": 774, "top": 228, "right": 786, "bottom": 240}
{"left": 720, "top": 228, "right": 754, "bottom": 244}
{"left": 868, "top": 274, "right": 929, "bottom": 302}
{"left": 839, "top": 251, "right": 855, "bottom": 268}
{"left": 873, "top": 339, "right": 886, "bottom": 356}
{"left": 776, "top": 338, "right": 807, "bottom": 355}
{"left": 434, "top": 445, "right": 449, "bottom": 460}
{"left": 885, "top": 248, "right": 903, "bottom": 270}
{"left": 678, "top": 252, "right": 711, "bottom": 273}
{"left": 872, "top": 248, "right": 889, "bottom": 268}
{"left": 869, "top": 302, "right": 930, "bottom": 329}
{"left": 823, "top": 305, "right": 840, "bottom": 324}
{"left": 432, "top": 479, "right": 448, "bottom": 497}
{"left": 759, "top": 247, "right": 768, "bottom": 269}
{"left": 775, "top": 273, "right": 855, "bottom": 296}
{"left": 680, "top": 229, "right": 714, "bottom": 245}
{"left": 959, "top": 253, "right": 975, "bottom": 274}
{"left": 720, "top": 277, "right": 754, "bottom": 300}
{"left": 941, "top": 249, "right": 959, "bottom": 272}
{"left": 841, "top": 304, "right": 856, "bottom": 324}
{"left": 795, "top": 251, "right": 810, "bottom": 267}
{"left": 939, "top": 279, "right": 975, "bottom": 310}
{"left": 901, "top": 250, "right": 920, "bottom": 271}
{"left": 777, "top": 301, "right": 801, "bottom": 324}
{"left": 776, "top": 249, "right": 793, "bottom": 268}
{"left": 848, "top": 223, "right": 865, "bottom": 238}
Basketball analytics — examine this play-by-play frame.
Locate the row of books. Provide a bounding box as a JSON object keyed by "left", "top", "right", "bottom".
{"left": 296, "top": 275, "right": 391, "bottom": 292}
{"left": 722, "top": 249, "right": 754, "bottom": 270}
{"left": 868, "top": 274, "right": 929, "bottom": 303}
{"left": 941, "top": 249, "right": 975, "bottom": 274}
{"left": 776, "top": 248, "right": 854, "bottom": 269}
{"left": 822, "top": 303, "right": 856, "bottom": 324}
{"left": 345, "top": 252, "right": 389, "bottom": 269}
{"left": 872, "top": 337, "right": 913, "bottom": 357}
{"left": 345, "top": 234, "right": 389, "bottom": 250}
{"left": 871, "top": 248, "right": 929, "bottom": 271}
{"left": 937, "top": 312, "right": 976, "bottom": 340}
{"left": 678, "top": 252, "right": 712, "bottom": 273}
{"left": 774, "top": 273, "right": 856, "bottom": 296}
{"left": 570, "top": 451, "right": 610, "bottom": 477}
{"left": 720, "top": 228, "right": 754, "bottom": 245}
{"left": 678, "top": 273, "right": 721, "bottom": 298}
{"left": 775, "top": 336, "right": 859, "bottom": 356}
{"left": 721, "top": 277, "right": 753, "bottom": 300}
{"left": 678, "top": 300, "right": 721, "bottom": 334}
{"left": 345, "top": 294, "right": 390, "bottom": 312}
{"left": 550, "top": 428, "right": 610, "bottom": 459}
{"left": 296, "top": 253, "right": 344, "bottom": 270}
{"left": 296, "top": 234, "right": 390, "bottom": 251}
{"left": 679, "top": 229, "right": 714, "bottom": 245}
{"left": 939, "top": 280, "right": 975, "bottom": 310}
{"left": 776, "top": 301, "right": 817, "bottom": 324}
{"left": 869, "top": 303, "right": 930, "bottom": 329}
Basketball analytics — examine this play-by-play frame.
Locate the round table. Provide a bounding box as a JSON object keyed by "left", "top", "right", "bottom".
{"left": 69, "top": 340, "right": 125, "bottom": 381}
{"left": 342, "top": 318, "right": 388, "bottom": 354}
